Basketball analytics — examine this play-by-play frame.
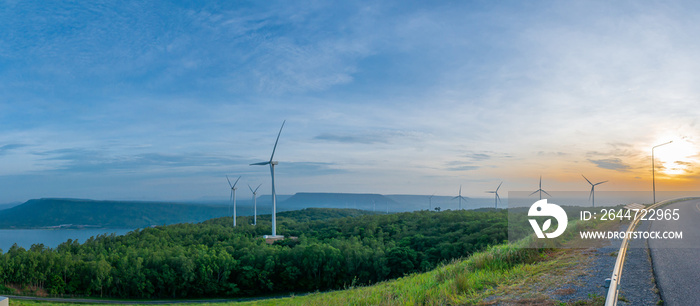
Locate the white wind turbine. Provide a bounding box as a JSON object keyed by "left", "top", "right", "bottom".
{"left": 486, "top": 182, "right": 502, "bottom": 208}
{"left": 248, "top": 183, "right": 262, "bottom": 226}
{"left": 452, "top": 185, "right": 468, "bottom": 210}
{"left": 582, "top": 175, "right": 607, "bottom": 208}
{"left": 529, "top": 176, "right": 551, "bottom": 200}
{"left": 250, "top": 120, "right": 285, "bottom": 238}
{"left": 226, "top": 175, "right": 241, "bottom": 227}
{"left": 428, "top": 193, "right": 435, "bottom": 211}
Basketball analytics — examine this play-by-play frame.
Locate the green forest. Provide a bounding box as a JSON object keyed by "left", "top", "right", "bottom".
{"left": 0, "top": 208, "right": 508, "bottom": 299}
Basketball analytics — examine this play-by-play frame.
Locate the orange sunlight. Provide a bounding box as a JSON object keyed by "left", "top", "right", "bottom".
{"left": 653, "top": 138, "right": 698, "bottom": 176}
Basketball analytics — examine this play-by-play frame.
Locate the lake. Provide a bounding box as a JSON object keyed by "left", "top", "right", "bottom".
{"left": 0, "top": 228, "right": 134, "bottom": 252}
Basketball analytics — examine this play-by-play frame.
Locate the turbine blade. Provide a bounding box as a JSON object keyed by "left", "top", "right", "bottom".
{"left": 248, "top": 184, "right": 254, "bottom": 193}
{"left": 233, "top": 176, "right": 241, "bottom": 188}
{"left": 529, "top": 190, "right": 539, "bottom": 196}
{"left": 255, "top": 183, "right": 262, "bottom": 192}
{"left": 250, "top": 161, "right": 270, "bottom": 166}
{"left": 582, "top": 174, "right": 593, "bottom": 185}
{"left": 226, "top": 175, "right": 232, "bottom": 188}
{"left": 496, "top": 181, "right": 502, "bottom": 191}
{"left": 452, "top": 196, "right": 459, "bottom": 200}
{"left": 269, "top": 120, "right": 286, "bottom": 162}
{"left": 594, "top": 180, "right": 608, "bottom": 186}
{"left": 589, "top": 188, "right": 593, "bottom": 200}
{"left": 542, "top": 190, "right": 552, "bottom": 197}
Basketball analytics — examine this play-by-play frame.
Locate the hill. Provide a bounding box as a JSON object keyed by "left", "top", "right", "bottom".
{"left": 0, "top": 192, "right": 505, "bottom": 229}
{"left": 280, "top": 192, "right": 398, "bottom": 211}
{"left": 0, "top": 198, "right": 230, "bottom": 229}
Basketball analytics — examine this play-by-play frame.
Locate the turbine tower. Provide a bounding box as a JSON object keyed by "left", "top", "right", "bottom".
{"left": 226, "top": 175, "right": 241, "bottom": 227}
{"left": 486, "top": 182, "right": 502, "bottom": 208}
{"left": 250, "top": 120, "right": 285, "bottom": 238}
{"left": 529, "top": 176, "right": 551, "bottom": 200}
{"left": 582, "top": 175, "right": 607, "bottom": 208}
{"left": 248, "top": 183, "right": 262, "bottom": 226}
{"left": 428, "top": 193, "right": 435, "bottom": 211}
{"left": 452, "top": 185, "right": 468, "bottom": 210}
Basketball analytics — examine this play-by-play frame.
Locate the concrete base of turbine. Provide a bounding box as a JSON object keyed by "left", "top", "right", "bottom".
{"left": 263, "top": 235, "right": 285, "bottom": 244}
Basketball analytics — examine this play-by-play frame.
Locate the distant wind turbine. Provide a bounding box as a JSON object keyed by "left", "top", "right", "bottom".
{"left": 250, "top": 120, "right": 285, "bottom": 238}
{"left": 529, "top": 176, "right": 551, "bottom": 200}
{"left": 428, "top": 193, "right": 435, "bottom": 211}
{"left": 248, "top": 183, "right": 262, "bottom": 226}
{"left": 226, "top": 175, "right": 241, "bottom": 227}
{"left": 452, "top": 185, "right": 468, "bottom": 210}
{"left": 582, "top": 175, "right": 607, "bottom": 208}
{"left": 486, "top": 182, "right": 502, "bottom": 208}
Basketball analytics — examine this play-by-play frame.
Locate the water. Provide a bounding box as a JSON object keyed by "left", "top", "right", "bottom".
{"left": 0, "top": 228, "right": 134, "bottom": 252}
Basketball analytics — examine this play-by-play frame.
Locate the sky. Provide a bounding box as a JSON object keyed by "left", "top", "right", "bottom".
{"left": 0, "top": 0, "right": 699, "bottom": 203}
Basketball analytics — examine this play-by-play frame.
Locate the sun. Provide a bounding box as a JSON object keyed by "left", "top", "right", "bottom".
{"left": 653, "top": 138, "right": 697, "bottom": 176}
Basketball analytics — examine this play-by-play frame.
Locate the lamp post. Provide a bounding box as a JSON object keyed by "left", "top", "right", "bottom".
{"left": 652, "top": 141, "right": 672, "bottom": 204}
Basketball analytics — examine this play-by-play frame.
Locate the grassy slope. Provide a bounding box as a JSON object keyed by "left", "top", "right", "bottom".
{"left": 238, "top": 242, "right": 603, "bottom": 305}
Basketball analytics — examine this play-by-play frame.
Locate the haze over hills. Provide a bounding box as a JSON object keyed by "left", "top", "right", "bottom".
{"left": 0, "top": 202, "right": 22, "bottom": 211}
{"left": 0, "top": 193, "right": 506, "bottom": 229}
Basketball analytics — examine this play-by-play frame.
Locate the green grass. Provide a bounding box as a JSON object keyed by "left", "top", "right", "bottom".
{"left": 229, "top": 238, "right": 587, "bottom": 305}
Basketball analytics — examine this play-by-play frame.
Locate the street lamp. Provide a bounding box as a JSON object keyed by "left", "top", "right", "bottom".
{"left": 652, "top": 141, "right": 672, "bottom": 204}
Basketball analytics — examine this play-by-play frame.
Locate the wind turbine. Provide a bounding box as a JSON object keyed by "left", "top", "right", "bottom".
{"left": 452, "top": 185, "right": 468, "bottom": 210}
{"left": 248, "top": 183, "right": 262, "bottom": 226}
{"left": 428, "top": 193, "right": 435, "bottom": 211}
{"left": 226, "top": 175, "right": 241, "bottom": 227}
{"left": 529, "top": 176, "right": 551, "bottom": 200}
{"left": 486, "top": 182, "right": 502, "bottom": 208}
{"left": 250, "top": 120, "right": 285, "bottom": 238}
{"left": 582, "top": 175, "right": 607, "bottom": 208}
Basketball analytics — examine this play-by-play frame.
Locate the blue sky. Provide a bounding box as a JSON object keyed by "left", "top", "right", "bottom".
{"left": 1, "top": 1, "right": 699, "bottom": 203}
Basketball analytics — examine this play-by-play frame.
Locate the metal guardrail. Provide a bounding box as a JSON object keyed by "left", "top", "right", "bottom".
{"left": 604, "top": 198, "right": 695, "bottom": 306}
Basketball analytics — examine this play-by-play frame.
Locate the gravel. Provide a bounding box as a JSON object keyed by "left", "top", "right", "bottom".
{"left": 550, "top": 245, "right": 619, "bottom": 303}
{"left": 551, "top": 222, "right": 661, "bottom": 305}
{"left": 616, "top": 219, "right": 662, "bottom": 305}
